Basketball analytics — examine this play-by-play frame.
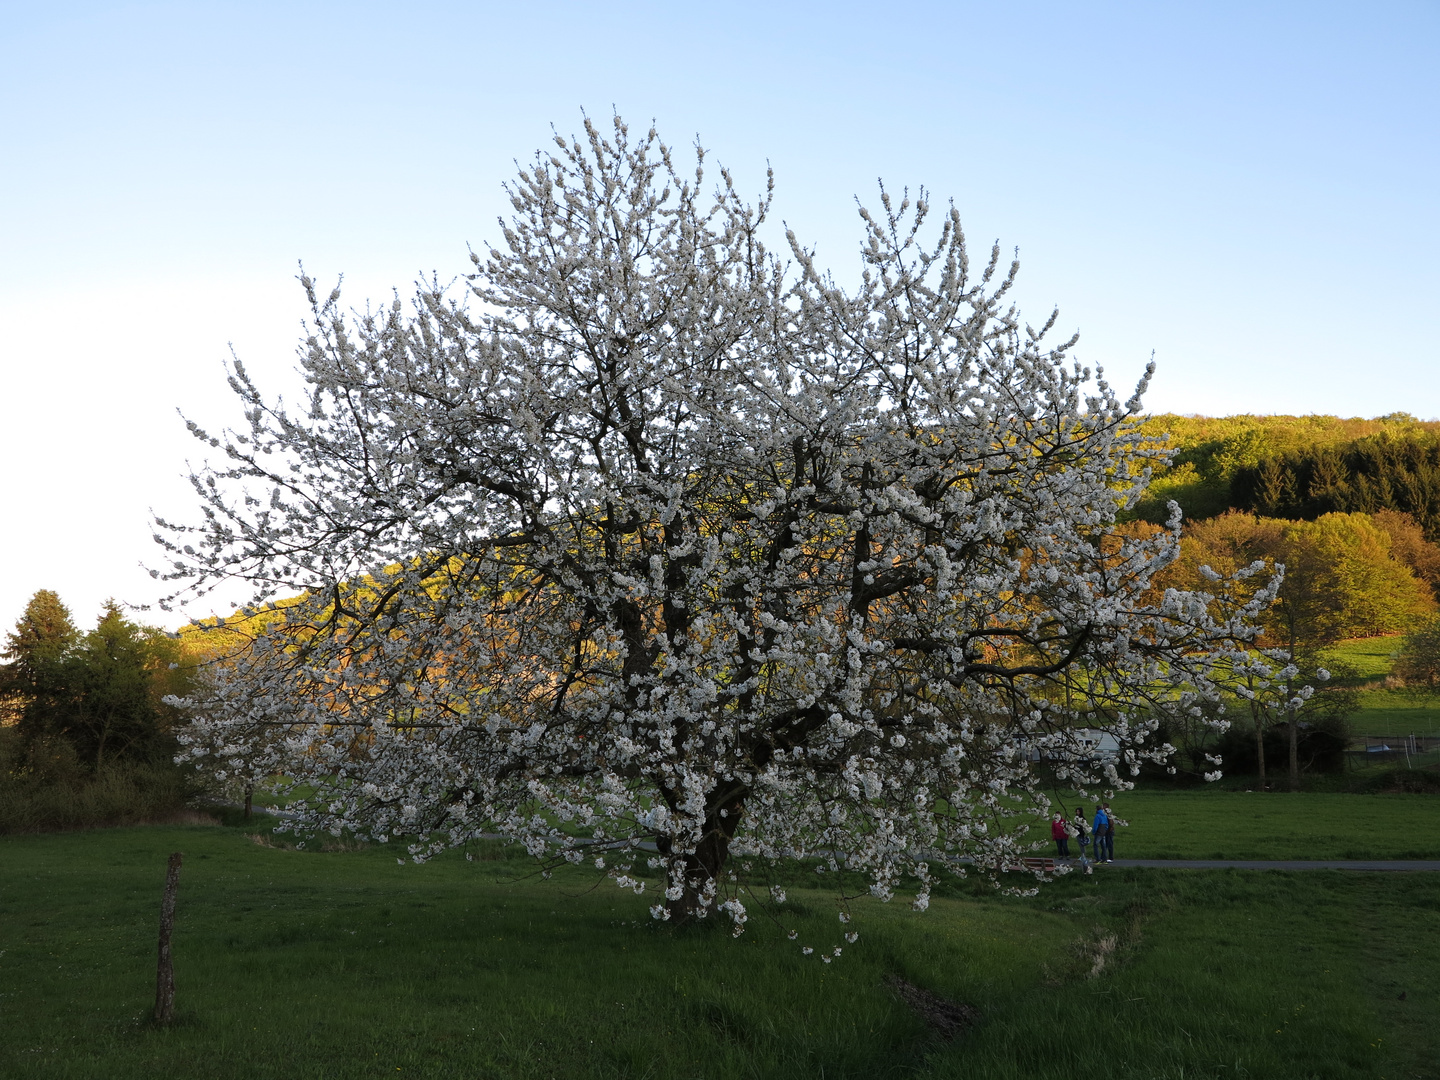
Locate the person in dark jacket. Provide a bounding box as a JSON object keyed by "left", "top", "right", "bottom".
{"left": 1073, "top": 807, "right": 1091, "bottom": 868}
{"left": 1101, "top": 801, "right": 1116, "bottom": 861}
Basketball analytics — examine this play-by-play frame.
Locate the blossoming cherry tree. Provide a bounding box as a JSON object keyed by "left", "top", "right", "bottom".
{"left": 161, "top": 116, "right": 1273, "bottom": 944}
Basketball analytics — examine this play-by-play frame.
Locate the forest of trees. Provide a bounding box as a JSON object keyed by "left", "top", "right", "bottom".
{"left": 1152, "top": 509, "right": 1436, "bottom": 787}
{"left": 0, "top": 590, "right": 200, "bottom": 831}
{"left": 1124, "top": 413, "right": 1440, "bottom": 788}
{"left": 1232, "top": 435, "right": 1440, "bottom": 539}
{"left": 1132, "top": 412, "right": 1440, "bottom": 533}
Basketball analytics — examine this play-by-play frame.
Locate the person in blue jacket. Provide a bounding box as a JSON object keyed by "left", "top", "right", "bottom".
{"left": 1092, "top": 804, "right": 1111, "bottom": 863}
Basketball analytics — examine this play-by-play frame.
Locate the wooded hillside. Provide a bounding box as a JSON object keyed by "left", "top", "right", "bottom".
{"left": 1133, "top": 413, "right": 1440, "bottom": 535}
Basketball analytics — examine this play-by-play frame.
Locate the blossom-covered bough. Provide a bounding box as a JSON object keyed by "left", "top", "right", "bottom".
{"left": 160, "top": 116, "right": 1278, "bottom": 949}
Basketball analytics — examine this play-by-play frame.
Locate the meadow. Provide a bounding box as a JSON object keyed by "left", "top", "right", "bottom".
{"left": 6, "top": 634, "right": 1437, "bottom": 1078}
{"left": 3, "top": 814, "right": 1438, "bottom": 1080}
{"left": 1061, "top": 790, "right": 1440, "bottom": 860}
{"left": 1325, "top": 638, "right": 1439, "bottom": 739}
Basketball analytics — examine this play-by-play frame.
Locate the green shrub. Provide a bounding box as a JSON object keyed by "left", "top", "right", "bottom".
{"left": 0, "top": 730, "right": 190, "bottom": 833}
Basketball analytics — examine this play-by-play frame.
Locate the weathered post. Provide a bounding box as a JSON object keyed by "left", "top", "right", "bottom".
{"left": 154, "top": 852, "right": 183, "bottom": 1024}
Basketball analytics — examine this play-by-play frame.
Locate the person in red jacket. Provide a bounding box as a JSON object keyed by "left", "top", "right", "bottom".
{"left": 1051, "top": 812, "right": 1070, "bottom": 858}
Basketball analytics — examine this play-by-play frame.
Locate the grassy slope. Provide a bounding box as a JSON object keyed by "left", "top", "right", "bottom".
{"left": 1323, "top": 638, "right": 1439, "bottom": 738}
{"left": 1326, "top": 638, "right": 1405, "bottom": 682}
{"left": 3, "top": 823, "right": 1439, "bottom": 1079}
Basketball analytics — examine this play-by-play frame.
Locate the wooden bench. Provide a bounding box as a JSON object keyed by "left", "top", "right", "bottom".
{"left": 1000, "top": 856, "right": 1060, "bottom": 873}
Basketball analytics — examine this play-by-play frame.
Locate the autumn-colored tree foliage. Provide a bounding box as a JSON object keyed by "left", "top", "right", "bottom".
{"left": 1169, "top": 511, "right": 1433, "bottom": 646}
{"left": 1367, "top": 510, "right": 1440, "bottom": 602}
{"left": 1157, "top": 510, "right": 1433, "bottom": 788}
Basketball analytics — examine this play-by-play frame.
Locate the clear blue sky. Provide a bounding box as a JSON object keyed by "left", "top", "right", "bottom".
{"left": 1, "top": 1, "right": 1436, "bottom": 629}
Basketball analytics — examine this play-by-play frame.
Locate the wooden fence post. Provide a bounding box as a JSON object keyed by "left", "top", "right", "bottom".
{"left": 154, "top": 852, "right": 183, "bottom": 1024}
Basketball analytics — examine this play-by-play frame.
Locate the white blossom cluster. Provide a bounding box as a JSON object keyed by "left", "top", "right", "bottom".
{"left": 160, "top": 116, "right": 1276, "bottom": 944}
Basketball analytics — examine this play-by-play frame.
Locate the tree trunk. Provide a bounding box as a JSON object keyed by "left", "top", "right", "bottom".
{"left": 1288, "top": 706, "right": 1300, "bottom": 793}
{"left": 243, "top": 784, "right": 253, "bottom": 821}
{"left": 1254, "top": 714, "right": 1267, "bottom": 791}
{"left": 154, "top": 852, "right": 182, "bottom": 1024}
{"left": 663, "top": 793, "right": 745, "bottom": 925}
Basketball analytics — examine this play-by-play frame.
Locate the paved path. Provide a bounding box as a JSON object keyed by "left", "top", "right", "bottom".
{"left": 1099, "top": 859, "right": 1440, "bottom": 871}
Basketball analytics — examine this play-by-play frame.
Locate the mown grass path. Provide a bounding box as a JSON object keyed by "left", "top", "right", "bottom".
{"left": 3, "top": 821, "right": 1438, "bottom": 1079}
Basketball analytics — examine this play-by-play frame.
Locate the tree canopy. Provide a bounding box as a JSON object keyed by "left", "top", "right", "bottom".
{"left": 1233, "top": 432, "right": 1440, "bottom": 540}
{"left": 162, "top": 117, "right": 1275, "bottom": 939}
{"left": 1163, "top": 511, "right": 1434, "bottom": 647}
{"left": 1, "top": 592, "right": 193, "bottom": 773}
{"left": 1395, "top": 617, "right": 1440, "bottom": 698}
{"left": 1153, "top": 509, "right": 1434, "bottom": 788}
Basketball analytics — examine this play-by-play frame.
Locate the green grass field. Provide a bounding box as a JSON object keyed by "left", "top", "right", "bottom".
{"left": 1324, "top": 638, "right": 1406, "bottom": 683}
{"left": 1086, "top": 791, "right": 1440, "bottom": 860}
{"left": 1323, "top": 638, "right": 1440, "bottom": 738}
{"left": 3, "top": 818, "right": 1439, "bottom": 1079}
{"left": 1346, "top": 692, "right": 1439, "bottom": 739}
